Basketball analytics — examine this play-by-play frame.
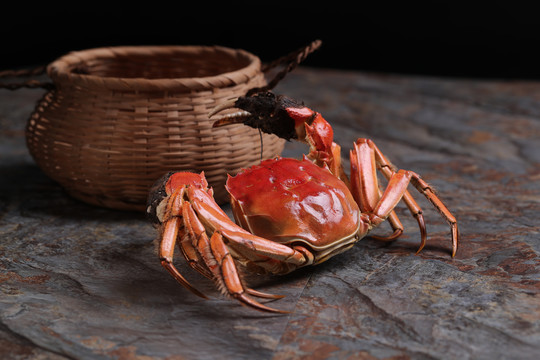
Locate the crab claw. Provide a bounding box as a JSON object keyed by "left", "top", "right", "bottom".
{"left": 208, "top": 98, "right": 252, "bottom": 126}
{"left": 210, "top": 92, "right": 316, "bottom": 141}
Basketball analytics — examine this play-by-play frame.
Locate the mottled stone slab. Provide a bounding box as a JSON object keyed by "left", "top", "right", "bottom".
{"left": 1, "top": 68, "right": 539, "bottom": 359}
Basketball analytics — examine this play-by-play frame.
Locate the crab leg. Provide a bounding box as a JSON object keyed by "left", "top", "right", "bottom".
{"left": 209, "top": 231, "right": 288, "bottom": 313}
{"left": 371, "top": 190, "right": 405, "bottom": 242}
{"left": 160, "top": 183, "right": 315, "bottom": 312}
{"left": 158, "top": 187, "right": 208, "bottom": 299}
{"left": 303, "top": 115, "right": 410, "bottom": 244}
{"left": 181, "top": 201, "right": 287, "bottom": 312}
{"left": 369, "top": 170, "right": 414, "bottom": 225}
{"left": 349, "top": 139, "right": 404, "bottom": 240}
{"left": 187, "top": 186, "right": 311, "bottom": 269}
{"left": 158, "top": 183, "right": 285, "bottom": 307}
{"left": 355, "top": 138, "right": 458, "bottom": 257}
{"left": 349, "top": 139, "right": 380, "bottom": 213}
{"left": 166, "top": 189, "right": 215, "bottom": 281}
{"left": 302, "top": 114, "right": 351, "bottom": 184}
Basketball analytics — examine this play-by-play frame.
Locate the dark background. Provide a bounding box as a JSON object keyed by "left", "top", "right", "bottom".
{"left": 2, "top": 1, "right": 540, "bottom": 79}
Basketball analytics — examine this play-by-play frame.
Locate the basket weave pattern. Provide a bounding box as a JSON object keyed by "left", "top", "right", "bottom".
{"left": 26, "top": 46, "right": 285, "bottom": 210}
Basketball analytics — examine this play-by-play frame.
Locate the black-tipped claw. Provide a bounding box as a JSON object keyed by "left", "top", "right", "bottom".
{"left": 209, "top": 92, "right": 301, "bottom": 141}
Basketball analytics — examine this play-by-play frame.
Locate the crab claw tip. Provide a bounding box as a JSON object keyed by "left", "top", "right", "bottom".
{"left": 211, "top": 111, "right": 253, "bottom": 128}
{"left": 235, "top": 293, "right": 289, "bottom": 314}
{"left": 246, "top": 288, "right": 286, "bottom": 300}
{"left": 208, "top": 97, "right": 239, "bottom": 118}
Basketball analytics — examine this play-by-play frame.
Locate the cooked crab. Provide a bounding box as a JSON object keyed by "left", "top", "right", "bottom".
{"left": 146, "top": 92, "right": 459, "bottom": 313}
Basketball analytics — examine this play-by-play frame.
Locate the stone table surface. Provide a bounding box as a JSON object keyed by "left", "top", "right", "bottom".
{"left": 1, "top": 67, "right": 539, "bottom": 360}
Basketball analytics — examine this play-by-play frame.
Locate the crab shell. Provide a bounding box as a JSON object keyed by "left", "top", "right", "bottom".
{"left": 226, "top": 157, "right": 364, "bottom": 264}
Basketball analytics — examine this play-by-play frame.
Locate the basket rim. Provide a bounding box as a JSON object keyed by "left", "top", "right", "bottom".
{"left": 46, "top": 45, "right": 262, "bottom": 92}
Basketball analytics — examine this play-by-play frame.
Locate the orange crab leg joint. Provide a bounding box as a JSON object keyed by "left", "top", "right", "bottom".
{"left": 284, "top": 105, "right": 341, "bottom": 174}
{"left": 304, "top": 115, "right": 334, "bottom": 165}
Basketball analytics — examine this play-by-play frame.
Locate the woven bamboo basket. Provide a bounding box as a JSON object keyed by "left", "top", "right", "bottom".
{"left": 25, "top": 45, "right": 286, "bottom": 210}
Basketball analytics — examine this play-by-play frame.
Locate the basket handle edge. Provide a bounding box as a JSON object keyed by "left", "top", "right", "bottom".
{"left": 0, "top": 66, "right": 54, "bottom": 91}
{"left": 246, "top": 39, "right": 322, "bottom": 97}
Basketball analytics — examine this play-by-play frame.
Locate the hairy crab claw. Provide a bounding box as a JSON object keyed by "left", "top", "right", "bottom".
{"left": 210, "top": 92, "right": 315, "bottom": 142}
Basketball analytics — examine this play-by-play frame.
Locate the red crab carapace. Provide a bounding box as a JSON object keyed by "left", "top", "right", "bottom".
{"left": 146, "top": 92, "right": 459, "bottom": 313}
